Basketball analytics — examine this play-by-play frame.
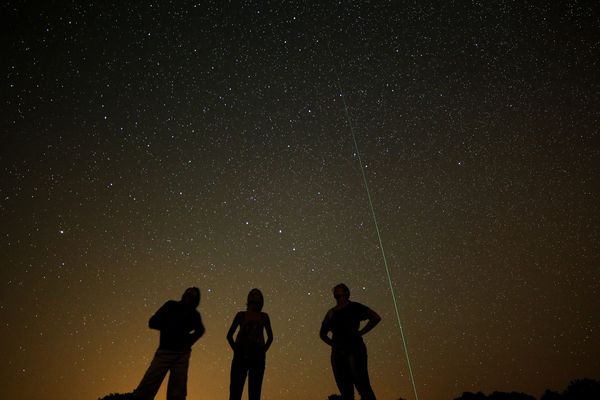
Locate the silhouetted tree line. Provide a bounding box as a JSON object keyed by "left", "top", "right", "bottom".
{"left": 453, "top": 378, "right": 600, "bottom": 400}
{"left": 321, "top": 378, "right": 599, "bottom": 400}
{"left": 540, "top": 378, "right": 600, "bottom": 400}
{"left": 454, "top": 391, "right": 536, "bottom": 400}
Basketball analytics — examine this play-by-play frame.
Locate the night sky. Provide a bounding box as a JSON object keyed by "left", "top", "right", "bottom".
{"left": 2, "top": 1, "right": 599, "bottom": 400}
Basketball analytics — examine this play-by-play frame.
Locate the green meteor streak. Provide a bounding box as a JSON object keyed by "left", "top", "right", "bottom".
{"left": 329, "top": 43, "right": 421, "bottom": 400}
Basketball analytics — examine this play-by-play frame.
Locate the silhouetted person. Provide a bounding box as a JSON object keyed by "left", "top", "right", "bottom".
{"left": 227, "top": 288, "right": 274, "bottom": 400}
{"left": 132, "top": 287, "right": 205, "bottom": 400}
{"left": 320, "top": 283, "right": 381, "bottom": 400}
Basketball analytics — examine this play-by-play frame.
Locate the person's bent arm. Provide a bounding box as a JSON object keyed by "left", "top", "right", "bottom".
{"left": 358, "top": 308, "right": 381, "bottom": 336}
{"left": 226, "top": 312, "right": 241, "bottom": 350}
{"left": 188, "top": 314, "right": 205, "bottom": 346}
{"left": 319, "top": 314, "right": 333, "bottom": 346}
{"left": 263, "top": 313, "right": 274, "bottom": 352}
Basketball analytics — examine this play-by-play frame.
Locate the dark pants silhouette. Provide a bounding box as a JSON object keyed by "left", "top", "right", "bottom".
{"left": 229, "top": 353, "right": 265, "bottom": 400}
{"left": 331, "top": 345, "right": 376, "bottom": 400}
{"left": 133, "top": 350, "right": 190, "bottom": 400}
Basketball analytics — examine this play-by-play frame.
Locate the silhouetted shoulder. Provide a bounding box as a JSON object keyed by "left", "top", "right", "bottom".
{"left": 162, "top": 300, "right": 178, "bottom": 308}
{"left": 149, "top": 300, "right": 177, "bottom": 329}
{"left": 323, "top": 308, "right": 335, "bottom": 322}
{"left": 234, "top": 311, "right": 245, "bottom": 322}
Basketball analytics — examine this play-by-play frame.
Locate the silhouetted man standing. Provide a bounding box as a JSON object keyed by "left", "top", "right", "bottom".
{"left": 320, "top": 283, "right": 381, "bottom": 400}
{"left": 133, "top": 287, "right": 205, "bottom": 400}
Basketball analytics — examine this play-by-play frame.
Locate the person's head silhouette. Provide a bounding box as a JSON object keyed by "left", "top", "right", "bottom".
{"left": 181, "top": 287, "right": 201, "bottom": 308}
{"left": 333, "top": 283, "right": 350, "bottom": 301}
{"left": 246, "top": 288, "right": 264, "bottom": 311}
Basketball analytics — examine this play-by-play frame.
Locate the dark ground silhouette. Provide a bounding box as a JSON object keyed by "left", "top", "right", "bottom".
{"left": 452, "top": 378, "right": 600, "bottom": 400}
{"left": 453, "top": 391, "right": 536, "bottom": 400}
{"left": 98, "top": 393, "right": 133, "bottom": 400}
{"left": 98, "top": 378, "right": 599, "bottom": 400}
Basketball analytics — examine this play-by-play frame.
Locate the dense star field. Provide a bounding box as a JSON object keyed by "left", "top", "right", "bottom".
{"left": 2, "top": 1, "right": 599, "bottom": 400}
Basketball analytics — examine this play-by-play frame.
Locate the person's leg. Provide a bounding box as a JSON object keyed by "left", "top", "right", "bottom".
{"left": 166, "top": 351, "right": 191, "bottom": 400}
{"left": 247, "top": 356, "right": 265, "bottom": 400}
{"left": 331, "top": 350, "right": 355, "bottom": 400}
{"left": 348, "top": 348, "right": 376, "bottom": 400}
{"left": 133, "top": 350, "right": 171, "bottom": 399}
{"left": 229, "top": 355, "right": 248, "bottom": 400}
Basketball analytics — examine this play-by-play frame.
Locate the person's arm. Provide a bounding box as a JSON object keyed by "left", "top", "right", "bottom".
{"left": 263, "top": 313, "right": 274, "bottom": 352}
{"left": 319, "top": 311, "right": 333, "bottom": 346}
{"left": 226, "top": 312, "right": 242, "bottom": 350}
{"left": 358, "top": 307, "right": 381, "bottom": 337}
{"left": 188, "top": 313, "right": 205, "bottom": 346}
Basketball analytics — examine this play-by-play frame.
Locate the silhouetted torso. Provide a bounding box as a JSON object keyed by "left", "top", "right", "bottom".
{"left": 149, "top": 300, "right": 204, "bottom": 352}
{"left": 323, "top": 301, "right": 369, "bottom": 351}
{"left": 232, "top": 311, "right": 268, "bottom": 358}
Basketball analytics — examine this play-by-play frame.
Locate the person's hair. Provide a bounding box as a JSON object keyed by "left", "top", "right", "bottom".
{"left": 182, "top": 287, "right": 201, "bottom": 308}
{"left": 333, "top": 283, "right": 350, "bottom": 299}
{"left": 247, "top": 288, "right": 264, "bottom": 311}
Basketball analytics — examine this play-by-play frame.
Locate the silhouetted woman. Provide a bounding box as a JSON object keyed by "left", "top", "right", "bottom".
{"left": 227, "top": 288, "right": 273, "bottom": 400}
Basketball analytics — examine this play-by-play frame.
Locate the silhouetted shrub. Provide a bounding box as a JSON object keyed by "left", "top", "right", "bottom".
{"left": 540, "top": 389, "right": 562, "bottom": 400}
{"left": 562, "top": 378, "right": 600, "bottom": 400}
{"left": 454, "top": 379, "right": 600, "bottom": 400}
